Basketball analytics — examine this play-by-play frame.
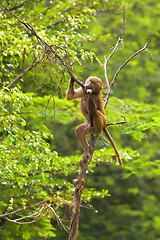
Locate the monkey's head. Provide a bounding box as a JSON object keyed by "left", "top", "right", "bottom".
{"left": 85, "top": 76, "right": 103, "bottom": 94}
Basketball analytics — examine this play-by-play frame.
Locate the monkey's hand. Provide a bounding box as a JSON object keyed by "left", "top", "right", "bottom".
{"left": 70, "top": 77, "right": 75, "bottom": 84}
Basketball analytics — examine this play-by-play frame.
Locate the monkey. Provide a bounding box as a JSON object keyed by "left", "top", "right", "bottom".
{"left": 66, "top": 76, "right": 123, "bottom": 167}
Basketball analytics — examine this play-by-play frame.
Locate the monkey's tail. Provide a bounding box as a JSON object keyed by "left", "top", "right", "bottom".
{"left": 103, "top": 128, "right": 123, "bottom": 168}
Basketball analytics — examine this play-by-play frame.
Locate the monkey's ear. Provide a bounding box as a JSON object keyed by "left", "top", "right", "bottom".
{"left": 97, "top": 82, "right": 103, "bottom": 90}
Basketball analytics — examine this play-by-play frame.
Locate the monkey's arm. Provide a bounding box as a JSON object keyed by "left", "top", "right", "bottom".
{"left": 66, "top": 77, "right": 83, "bottom": 100}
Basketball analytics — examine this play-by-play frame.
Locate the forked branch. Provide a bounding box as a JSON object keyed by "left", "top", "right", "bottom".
{"left": 96, "top": 37, "right": 124, "bottom": 89}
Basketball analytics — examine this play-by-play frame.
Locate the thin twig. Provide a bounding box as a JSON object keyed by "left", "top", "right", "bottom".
{"left": 4, "top": 213, "right": 47, "bottom": 225}
{"left": 103, "top": 56, "right": 110, "bottom": 90}
{"left": 44, "top": 67, "right": 65, "bottom": 123}
{"left": 48, "top": 205, "right": 69, "bottom": 233}
{"left": 11, "top": 204, "right": 45, "bottom": 223}
{"left": 0, "top": 200, "right": 46, "bottom": 218}
{"left": 95, "top": 57, "right": 103, "bottom": 67}
{"left": 105, "top": 116, "right": 127, "bottom": 127}
{"left": 105, "top": 37, "right": 123, "bottom": 63}
{"left": 1, "top": 202, "right": 48, "bottom": 225}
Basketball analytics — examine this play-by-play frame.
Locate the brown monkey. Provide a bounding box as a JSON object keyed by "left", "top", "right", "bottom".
{"left": 66, "top": 76, "right": 123, "bottom": 167}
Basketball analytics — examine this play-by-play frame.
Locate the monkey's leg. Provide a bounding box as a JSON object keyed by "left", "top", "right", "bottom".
{"left": 75, "top": 122, "right": 90, "bottom": 159}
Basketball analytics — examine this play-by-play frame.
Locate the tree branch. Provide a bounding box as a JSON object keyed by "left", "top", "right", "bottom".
{"left": 104, "top": 40, "right": 149, "bottom": 109}
{"left": 96, "top": 37, "right": 123, "bottom": 90}
{"left": 0, "top": 200, "right": 68, "bottom": 232}
{"left": 105, "top": 116, "right": 127, "bottom": 127}
{"left": 0, "top": 3, "right": 85, "bottom": 89}
{"left": 48, "top": 205, "right": 69, "bottom": 233}
{"left": 6, "top": 55, "right": 42, "bottom": 89}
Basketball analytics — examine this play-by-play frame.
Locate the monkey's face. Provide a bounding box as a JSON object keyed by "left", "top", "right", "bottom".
{"left": 85, "top": 77, "right": 103, "bottom": 94}
{"left": 85, "top": 80, "right": 93, "bottom": 89}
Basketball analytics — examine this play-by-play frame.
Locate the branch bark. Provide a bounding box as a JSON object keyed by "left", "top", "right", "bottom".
{"left": 68, "top": 135, "right": 97, "bottom": 240}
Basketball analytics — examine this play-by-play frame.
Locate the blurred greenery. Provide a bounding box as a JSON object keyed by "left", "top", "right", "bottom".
{"left": 0, "top": 0, "right": 160, "bottom": 239}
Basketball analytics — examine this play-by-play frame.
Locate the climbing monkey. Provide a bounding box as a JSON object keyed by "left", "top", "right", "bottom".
{"left": 66, "top": 76, "right": 123, "bottom": 167}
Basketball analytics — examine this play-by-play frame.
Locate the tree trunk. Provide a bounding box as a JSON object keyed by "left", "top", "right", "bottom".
{"left": 68, "top": 135, "right": 97, "bottom": 240}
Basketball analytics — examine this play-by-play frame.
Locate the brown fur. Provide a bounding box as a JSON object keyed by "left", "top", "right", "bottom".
{"left": 66, "top": 76, "right": 123, "bottom": 167}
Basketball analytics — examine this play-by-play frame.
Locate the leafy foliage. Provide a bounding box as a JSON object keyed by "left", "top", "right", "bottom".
{"left": 0, "top": 0, "right": 160, "bottom": 239}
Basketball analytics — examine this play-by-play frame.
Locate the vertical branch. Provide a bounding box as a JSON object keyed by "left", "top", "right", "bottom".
{"left": 96, "top": 37, "right": 123, "bottom": 89}
{"left": 104, "top": 37, "right": 123, "bottom": 89}
{"left": 68, "top": 135, "right": 97, "bottom": 240}
{"left": 103, "top": 56, "right": 110, "bottom": 90}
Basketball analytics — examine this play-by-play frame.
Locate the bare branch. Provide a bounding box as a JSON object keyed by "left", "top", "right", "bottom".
{"left": 4, "top": 214, "right": 46, "bottom": 225}
{"left": 105, "top": 37, "right": 123, "bottom": 63}
{"left": 104, "top": 37, "right": 123, "bottom": 89}
{"left": 95, "top": 56, "right": 103, "bottom": 67}
{"left": 96, "top": 37, "right": 123, "bottom": 90}
{"left": 15, "top": 204, "right": 45, "bottom": 222}
{"left": 103, "top": 56, "right": 110, "bottom": 90}
{"left": 48, "top": 205, "right": 69, "bottom": 233}
{"left": 44, "top": 68, "right": 65, "bottom": 126}
{"left": 0, "top": 208, "right": 25, "bottom": 219}
{"left": 105, "top": 116, "right": 127, "bottom": 127}
{"left": 104, "top": 40, "right": 150, "bottom": 109}
{"left": 0, "top": 200, "right": 46, "bottom": 219}
{"left": 4, "top": 204, "right": 46, "bottom": 225}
